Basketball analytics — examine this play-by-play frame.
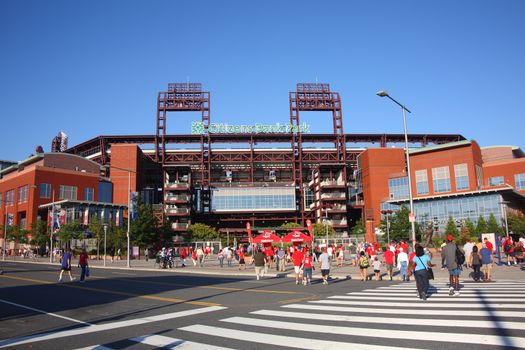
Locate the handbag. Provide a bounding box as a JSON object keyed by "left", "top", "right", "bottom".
{"left": 417, "top": 256, "right": 434, "bottom": 280}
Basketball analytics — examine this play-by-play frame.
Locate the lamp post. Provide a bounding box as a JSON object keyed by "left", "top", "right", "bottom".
{"left": 103, "top": 224, "right": 108, "bottom": 267}
{"left": 381, "top": 209, "right": 393, "bottom": 246}
{"left": 49, "top": 189, "right": 55, "bottom": 263}
{"left": 2, "top": 206, "right": 7, "bottom": 261}
{"left": 377, "top": 90, "right": 416, "bottom": 249}
{"left": 324, "top": 206, "right": 329, "bottom": 246}
{"left": 500, "top": 201, "right": 510, "bottom": 238}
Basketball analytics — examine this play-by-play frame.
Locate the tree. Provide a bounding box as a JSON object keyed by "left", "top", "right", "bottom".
{"left": 350, "top": 219, "right": 365, "bottom": 239}
{"left": 444, "top": 216, "right": 459, "bottom": 239}
{"left": 107, "top": 225, "right": 127, "bottom": 252}
{"left": 507, "top": 212, "right": 525, "bottom": 235}
{"left": 476, "top": 216, "right": 488, "bottom": 235}
{"left": 56, "top": 222, "right": 83, "bottom": 249}
{"left": 7, "top": 225, "right": 28, "bottom": 253}
{"left": 312, "top": 222, "right": 335, "bottom": 238}
{"left": 130, "top": 203, "right": 158, "bottom": 249}
{"left": 88, "top": 215, "right": 104, "bottom": 259}
{"left": 388, "top": 206, "right": 419, "bottom": 242}
{"left": 187, "top": 223, "right": 219, "bottom": 241}
{"left": 280, "top": 222, "right": 301, "bottom": 229}
{"left": 459, "top": 218, "right": 476, "bottom": 244}
{"left": 487, "top": 213, "right": 502, "bottom": 234}
{"left": 29, "top": 220, "right": 49, "bottom": 255}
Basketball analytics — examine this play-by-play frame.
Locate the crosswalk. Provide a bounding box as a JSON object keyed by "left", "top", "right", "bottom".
{"left": 77, "top": 280, "right": 525, "bottom": 350}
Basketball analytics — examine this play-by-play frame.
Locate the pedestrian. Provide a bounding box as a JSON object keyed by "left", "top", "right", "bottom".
{"left": 226, "top": 246, "right": 233, "bottom": 267}
{"left": 292, "top": 246, "right": 305, "bottom": 284}
{"left": 191, "top": 249, "right": 198, "bottom": 266}
{"left": 180, "top": 247, "right": 187, "bottom": 267}
{"left": 218, "top": 250, "right": 224, "bottom": 267}
{"left": 470, "top": 245, "right": 482, "bottom": 282}
{"left": 277, "top": 246, "right": 286, "bottom": 272}
{"left": 480, "top": 243, "right": 493, "bottom": 281}
{"left": 78, "top": 249, "right": 89, "bottom": 283}
{"left": 252, "top": 247, "right": 267, "bottom": 280}
{"left": 302, "top": 251, "right": 313, "bottom": 285}
{"left": 384, "top": 246, "right": 395, "bottom": 281}
{"left": 196, "top": 246, "right": 204, "bottom": 267}
{"left": 442, "top": 234, "right": 461, "bottom": 296}
{"left": 318, "top": 247, "right": 331, "bottom": 285}
{"left": 58, "top": 248, "right": 75, "bottom": 282}
{"left": 337, "top": 246, "right": 345, "bottom": 267}
{"left": 372, "top": 256, "right": 382, "bottom": 281}
{"left": 397, "top": 247, "right": 409, "bottom": 281}
{"left": 463, "top": 240, "right": 474, "bottom": 268}
{"left": 238, "top": 249, "right": 246, "bottom": 270}
{"left": 412, "top": 245, "right": 434, "bottom": 300}
{"left": 358, "top": 251, "right": 369, "bottom": 281}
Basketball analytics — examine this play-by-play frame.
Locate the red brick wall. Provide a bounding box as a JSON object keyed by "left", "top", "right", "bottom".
{"left": 110, "top": 144, "right": 140, "bottom": 205}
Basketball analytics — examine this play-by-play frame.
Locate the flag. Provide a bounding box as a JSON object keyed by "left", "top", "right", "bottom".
{"left": 83, "top": 207, "right": 89, "bottom": 225}
{"left": 52, "top": 205, "right": 61, "bottom": 231}
{"left": 116, "top": 210, "right": 120, "bottom": 226}
{"left": 7, "top": 213, "right": 14, "bottom": 226}
{"left": 130, "top": 192, "right": 138, "bottom": 220}
{"left": 306, "top": 219, "right": 313, "bottom": 236}
{"left": 246, "top": 222, "right": 252, "bottom": 243}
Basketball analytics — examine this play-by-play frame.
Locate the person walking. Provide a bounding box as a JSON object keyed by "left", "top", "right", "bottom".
{"left": 292, "top": 246, "right": 305, "bottom": 285}
{"left": 397, "top": 248, "right": 409, "bottom": 282}
{"left": 442, "top": 234, "right": 461, "bottom": 296}
{"left": 78, "top": 249, "right": 89, "bottom": 283}
{"left": 238, "top": 249, "right": 246, "bottom": 270}
{"left": 196, "top": 246, "right": 204, "bottom": 267}
{"left": 302, "top": 251, "right": 314, "bottom": 285}
{"left": 277, "top": 246, "right": 286, "bottom": 272}
{"left": 217, "top": 250, "right": 224, "bottom": 268}
{"left": 372, "top": 256, "right": 382, "bottom": 281}
{"left": 384, "top": 247, "right": 395, "bottom": 281}
{"left": 318, "top": 247, "right": 331, "bottom": 285}
{"left": 470, "top": 245, "right": 482, "bottom": 282}
{"left": 58, "top": 248, "right": 75, "bottom": 282}
{"left": 413, "top": 245, "right": 434, "bottom": 300}
{"left": 358, "top": 251, "right": 369, "bottom": 281}
{"left": 253, "top": 248, "right": 267, "bottom": 280}
{"left": 480, "top": 243, "right": 494, "bottom": 281}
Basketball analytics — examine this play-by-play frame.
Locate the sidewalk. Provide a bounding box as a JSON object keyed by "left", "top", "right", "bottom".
{"left": 3, "top": 253, "right": 523, "bottom": 282}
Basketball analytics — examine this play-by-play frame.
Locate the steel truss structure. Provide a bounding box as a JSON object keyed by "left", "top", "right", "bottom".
{"left": 66, "top": 83, "right": 466, "bottom": 237}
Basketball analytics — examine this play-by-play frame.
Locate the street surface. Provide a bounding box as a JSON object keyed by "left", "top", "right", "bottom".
{"left": 0, "top": 260, "right": 524, "bottom": 349}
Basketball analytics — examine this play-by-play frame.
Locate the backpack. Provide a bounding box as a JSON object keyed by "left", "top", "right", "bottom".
{"left": 455, "top": 247, "right": 466, "bottom": 265}
{"left": 504, "top": 244, "right": 511, "bottom": 253}
{"left": 359, "top": 256, "right": 369, "bottom": 268}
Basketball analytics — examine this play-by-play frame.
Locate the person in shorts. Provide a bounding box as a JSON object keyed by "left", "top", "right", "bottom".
{"left": 318, "top": 248, "right": 331, "bottom": 285}
{"left": 58, "top": 248, "right": 75, "bottom": 282}
{"left": 302, "top": 251, "right": 313, "bottom": 285}
{"left": 292, "top": 246, "right": 304, "bottom": 285}
{"left": 383, "top": 247, "right": 395, "bottom": 281}
{"left": 480, "top": 243, "right": 493, "bottom": 281}
{"left": 442, "top": 234, "right": 461, "bottom": 296}
{"left": 252, "top": 247, "right": 267, "bottom": 280}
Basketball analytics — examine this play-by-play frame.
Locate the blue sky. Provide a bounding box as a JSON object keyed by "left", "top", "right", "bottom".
{"left": 1, "top": 1, "right": 524, "bottom": 161}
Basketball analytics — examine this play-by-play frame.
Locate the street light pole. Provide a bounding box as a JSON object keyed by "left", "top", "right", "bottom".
{"left": 103, "top": 224, "right": 108, "bottom": 267}
{"left": 324, "top": 207, "right": 329, "bottom": 246}
{"left": 377, "top": 90, "right": 416, "bottom": 249}
{"left": 381, "top": 210, "right": 392, "bottom": 246}
{"left": 500, "top": 201, "right": 510, "bottom": 238}
{"left": 2, "top": 207, "right": 7, "bottom": 261}
{"left": 49, "top": 190, "right": 55, "bottom": 263}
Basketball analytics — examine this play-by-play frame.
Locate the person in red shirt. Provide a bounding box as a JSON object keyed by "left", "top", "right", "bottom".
{"left": 292, "top": 246, "right": 305, "bottom": 285}
{"left": 301, "top": 251, "right": 314, "bottom": 285}
{"left": 400, "top": 240, "right": 408, "bottom": 255}
{"left": 238, "top": 249, "right": 246, "bottom": 270}
{"left": 78, "top": 249, "right": 89, "bottom": 283}
{"left": 383, "top": 248, "right": 395, "bottom": 281}
{"left": 483, "top": 238, "right": 493, "bottom": 253}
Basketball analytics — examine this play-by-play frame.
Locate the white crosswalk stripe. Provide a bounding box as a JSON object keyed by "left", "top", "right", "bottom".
{"left": 75, "top": 281, "right": 525, "bottom": 350}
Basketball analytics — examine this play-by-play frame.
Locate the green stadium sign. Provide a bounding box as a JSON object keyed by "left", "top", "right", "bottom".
{"left": 191, "top": 122, "right": 310, "bottom": 135}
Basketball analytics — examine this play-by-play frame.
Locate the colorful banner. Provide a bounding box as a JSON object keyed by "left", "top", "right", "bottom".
{"left": 7, "top": 213, "right": 14, "bottom": 226}
{"left": 116, "top": 210, "right": 120, "bottom": 226}
{"left": 246, "top": 222, "right": 252, "bottom": 242}
{"left": 83, "top": 208, "right": 89, "bottom": 226}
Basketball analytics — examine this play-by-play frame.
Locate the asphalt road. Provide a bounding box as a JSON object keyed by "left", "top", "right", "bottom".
{"left": 1, "top": 261, "right": 525, "bottom": 350}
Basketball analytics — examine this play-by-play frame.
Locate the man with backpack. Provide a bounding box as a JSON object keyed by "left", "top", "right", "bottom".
{"left": 442, "top": 234, "right": 462, "bottom": 296}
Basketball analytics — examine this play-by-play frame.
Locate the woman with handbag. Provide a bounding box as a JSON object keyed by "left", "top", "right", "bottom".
{"left": 413, "top": 245, "right": 435, "bottom": 300}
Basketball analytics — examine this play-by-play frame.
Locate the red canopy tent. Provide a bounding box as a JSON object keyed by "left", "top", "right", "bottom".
{"left": 281, "top": 230, "right": 312, "bottom": 244}
{"left": 252, "top": 230, "right": 282, "bottom": 244}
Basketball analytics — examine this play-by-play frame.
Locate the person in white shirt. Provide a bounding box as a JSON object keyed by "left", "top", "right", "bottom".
{"left": 397, "top": 248, "right": 409, "bottom": 281}
{"left": 463, "top": 240, "right": 474, "bottom": 268}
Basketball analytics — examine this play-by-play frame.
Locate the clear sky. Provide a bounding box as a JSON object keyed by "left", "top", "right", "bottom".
{"left": 1, "top": 1, "right": 524, "bottom": 162}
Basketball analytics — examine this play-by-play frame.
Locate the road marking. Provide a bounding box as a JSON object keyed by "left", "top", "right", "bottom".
{"left": 251, "top": 309, "right": 525, "bottom": 330}
{"left": 0, "top": 274, "right": 220, "bottom": 307}
{"left": 0, "top": 298, "right": 91, "bottom": 325}
{"left": 310, "top": 299, "right": 525, "bottom": 308}
{"left": 221, "top": 316, "right": 525, "bottom": 348}
{"left": 329, "top": 295, "right": 525, "bottom": 302}
{"left": 282, "top": 303, "right": 525, "bottom": 317}
{"left": 0, "top": 274, "right": 55, "bottom": 285}
{"left": 130, "top": 334, "right": 235, "bottom": 349}
{"left": 179, "top": 324, "right": 426, "bottom": 350}
{"left": 360, "top": 290, "right": 525, "bottom": 295}
{"left": 76, "top": 346, "right": 113, "bottom": 350}
{"left": 0, "top": 306, "right": 227, "bottom": 349}
{"left": 111, "top": 272, "right": 136, "bottom": 276}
